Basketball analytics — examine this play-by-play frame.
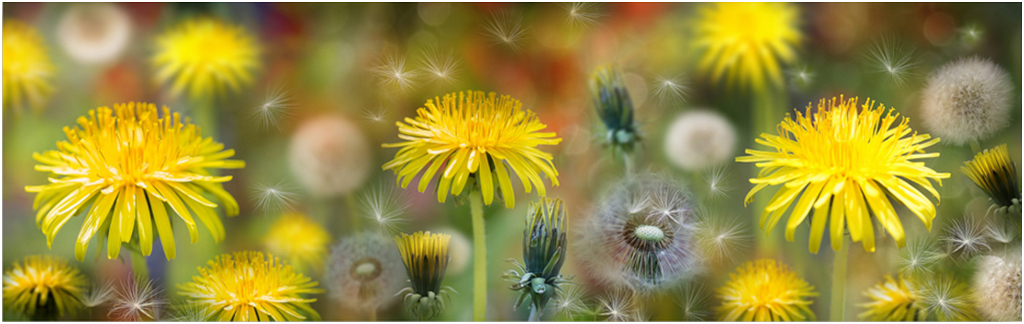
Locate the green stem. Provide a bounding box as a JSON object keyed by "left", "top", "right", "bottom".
{"left": 129, "top": 248, "right": 149, "bottom": 281}
{"left": 752, "top": 89, "right": 782, "bottom": 256}
{"left": 622, "top": 150, "right": 634, "bottom": 177}
{"left": 830, "top": 237, "right": 849, "bottom": 322}
{"left": 528, "top": 305, "right": 541, "bottom": 322}
{"left": 194, "top": 96, "right": 217, "bottom": 139}
{"left": 470, "top": 190, "right": 487, "bottom": 321}
{"left": 969, "top": 140, "right": 981, "bottom": 153}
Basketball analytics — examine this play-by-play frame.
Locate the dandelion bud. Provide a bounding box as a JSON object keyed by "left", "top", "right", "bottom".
{"left": 961, "top": 144, "right": 1021, "bottom": 214}
{"left": 395, "top": 231, "right": 455, "bottom": 320}
{"left": 590, "top": 66, "right": 641, "bottom": 155}
{"left": 504, "top": 198, "right": 571, "bottom": 317}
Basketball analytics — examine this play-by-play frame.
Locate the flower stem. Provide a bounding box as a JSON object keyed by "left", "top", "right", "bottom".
{"left": 129, "top": 248, "right": 149, "bottom": 280}
{"left": 528, "top": 305, "right": 541, "bottom": 322}
{"left": 753, "top": 89, "right": 783, "bottom": 256}
{"left": 830, "top": 237, "right": 849, "bottom": 322}
{"left": 470, "top": 190, "right": 487, "bottom": 321}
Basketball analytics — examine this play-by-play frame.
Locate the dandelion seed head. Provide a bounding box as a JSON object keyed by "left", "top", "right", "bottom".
{"left": 327, "top": 233, "right": 405, "bottom": 310}
{"left": 57, "top": 3, "right": 132, "bottom": 65}
{"left": 664, "top": 110, "right": 737, "bottom": 171}
{"left": 109, "top": 277, "right": 166, "bottom": 321}
{"left": 920, "top": 56, "right": 1013, "bottom": 145}
{"left": 289, "top": 114, "right": 372, "bottom": 197}
{"left": 485, "top": 12, "right": 527, "bottom": 51}
{"left": 972, "top": 248, "right": 1022, "bottom": 321}
{"left": 250, "top": 85, "right": 293, "bottom": 130}
{"left": 249, "top": 180, "right": 299, "bottom": 216}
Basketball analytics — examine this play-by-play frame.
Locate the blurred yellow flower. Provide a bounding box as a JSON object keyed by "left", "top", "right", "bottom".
{"left": 178, "top": 251, "right": 323, "bottom": 321}
{"left": 737, "top": 96, "right": 949, "bottom": 253}
{"left": 859, "top": 275, "right": 926, "bottom": 321}
{"left": 153, "top": 18, "right": 260, "bottom": 99}
{"left": 2, "top": 255, "right": 87, "bottom": 320}
{"left": 716, "top": 259, "right": 817, "bottom": 321}
{"left": 3, "top": 20, "right": 54, "bottom": 113}
{"left": 264, "top": 213, "right": 330, "bottom": 272}
{"left": 693, "top": 3, "right": 801, "bottom": 91}
{"left": 25, "top": 103, "right": 245, "bottom": 261}
{"left": 961, "top": 144, "right": 1021, "bottom": 213}
{"left": 382, "top": 91, "right": 561, "bottom": 208}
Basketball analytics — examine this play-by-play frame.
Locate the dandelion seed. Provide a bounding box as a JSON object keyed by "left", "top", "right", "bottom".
{"left": 895, "top": 239, "right": 941, "bottom": 276}
{"left": 942, "top": 215, "right": 991, "bottom": 261}
{"left": 250, "top": 85, "right": 293, "bottom": 130}
{"left": 362, "top": 104, "right": 390, "bottom": 124}
{"left": 865, "top": 36, "right": 918, "bottom": 88}
{"left": 373, "top": 53, "right": 419, "bottom": 91}
{"left": 984, "top": 216, "right": 1019, "bottom": 245}
{"left": 109, "top": 277, "right": 166, "bottom": 321}
{"left": 420, "top": 48, "right": 460, "bottom": 84}
{"left": 651, "top": 74, "right": 689, "bottom": 104}
{"left": 786, "top": 65, "right": 815, "bottom": 89}
{"left": 83, "top": 280, "right": 116, "bottom": 308}
{"left": 565, "top": 2, "right": 601, "bottom": 29}
{"left": 959, "top": 24, "right": 983, "bottom": 46}
{"left": 597, "top": 289, "right": 639, "bottom": 322}
{"left": 677, "top": 283, "right": 711, "bottom": 321}
{"left": 703, "top": 165, "right": 731, "bottom": 202}
{"left": 359, "top": 183, "right": 410, "bottom": 235}
{"left": 551, "top": 284, "right": 589, "bottom": 319}
{"left": 694, "top": 210, "right": 750, "bottom": 262}
{"left": 485, "top": 12, "right": 527, "bottom": 51}
{"left": 250, "top": 180, "right": 299, "bottom": 216}
{"left": 167, "top": 301, "right": 210, "bottom": 322}
{"left": 920, "top": 276, "right": 980, "bottom": 321}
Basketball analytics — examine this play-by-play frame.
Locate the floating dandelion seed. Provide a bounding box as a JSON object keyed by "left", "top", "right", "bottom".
{"left": 373, "top": 53, "right": 419, "bottom": 91}
{"left": 564, "top": 2, "right": 601, "bottom": 29}
{"left": 959, "top": 24, "right": 984, "bottom": 46}
{"left": 250, "top": 85, "right": 293, "bottom": 130}
{"left": 83, "top": 281, "right": 116, "bottom": 308}
{"left": 942, "top": 215, "right": 991, "bottom": 260}
{"left": 865, "top": 36, "right": 918, "bottom": 88}
{"left": 485, "top": 12, "right": 528, "bottom": 51}
{"left": 420, "top": 48, "right": 460, "bottom": 84}
{"left": 786, "top": 65, "right": 815, "bottom": 89}
{"left": 920, "top": 276, "right": 980, "bottom": 321}
{"left": 109, "top": 277, "right": 166, "bottom": 322}
{"left": 250, "top": 180, "right": 299, "bottom": 216}
{"left": 359, "top": 183, "right": 410, "bottom": 235}
{"left": 551, "top": 284, "right": 589, "bottom": 319}
{"left": 694, "top": 210, "right": 750, "bottom": 263}
{"left": 362, "top": 104, "right": 390, "bottom": 124}
{"left": 984, "top": 216, "right": 1019, "bottom": 245}
{"left": 597, "top": 289, "right": 639, "bottom": 322}
{"left": 651, "top": 74, "right": 689, "bottom": 104}
{"left": 895, "top": 239, "right": 941, "bottom": 276}
{"left": 168, "top": 301, "right": 210, "bottom": 322}
{"left": 703, "top": 165, "right": 731, "bottom": 202}
{"left": 677, "top": 283, "right": 711, "bottom": 321}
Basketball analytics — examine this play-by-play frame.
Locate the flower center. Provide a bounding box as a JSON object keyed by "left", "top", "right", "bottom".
{"left": 634, "top": 225, "right": 665, "bottom": 243}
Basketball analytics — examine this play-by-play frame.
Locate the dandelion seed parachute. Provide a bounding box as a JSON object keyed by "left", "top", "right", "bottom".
{"left": 178, "top": 251, "right": 323, "bottom": 321}
{"left": 920, "top": 57, "right": 1013, "bottom": 145}
{"left": 110, "top": 276, "right": 167, "bottom": 321}
{"left": 289, "top": 114, "right": 372, "bottom": 197}
{"left": 919, "top": 276, "right": 981, "bottom": 321}
{"left": 716, "top": 259, "right": 817, "bottom": 321}
{"left": 2, "top": 256, "right": 87, "bottom": 320}
{"left": 326, "top": 232, "right": 405, "bottom": 311}
{"left": 693, "top": 2, "right": 801, "bottom": 91}
{"left": 382, "top": 91, "right": 561, "bottom": 209}
{"left": 737, "top": 96, "right": 950, "bottom": 253}
{"left": 3, "top": 20, "right": 55, "bottom": 112}
{"left": 663, "top": 110, "right": 737, "bottom": 171}
{"left": 972, "top": 249, "right": 1022, "bottom": 321}
{"left": 25, "top": 103, "right": 245, "bottom": 261}
{"left": 57, "top": 3, "right": 132, "bottom": 65}
{"left": 264, "top": 213, "right": 331, "bottom": 272}
{"left": 153, "top": 17, "right": 260, "bottom": 99}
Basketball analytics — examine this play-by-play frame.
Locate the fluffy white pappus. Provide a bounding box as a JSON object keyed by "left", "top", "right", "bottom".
{"left": 326, "top": 232, "right": 405, "bottom": 311}
{"left": 577, "top": 173, "right": 702, "bottom": 292}
{"left": 108, "top": 277, "right": 166, "bottom": 321}
{"left": 57, "top": 3, "right": 132, "bottom": 65}
{"left": 359, "top": 183, "right": 410, "bottom": 235}
{"left": 941, "top": 215, "right": 991, "bottom": 261}
{"left": 551, "top": 284, "right": 590, "bottom": 320}
{"left": 288, "top": 114, "right": 372, "bottom": 197}
{"left": 484, "top": 11, "right": 528, "bottom": 51}
{"left": 82, "top": 280, "right": 116, "bottom": 308}
{"left": 692, "top": 209, "right": 750, "bottom": 263}
{"left": 920, "top": 57, "right": 1013, "bottom": 145}
{"left": 972, "top": 248, "right": 1022, "bottom": 321}
{"left": 597, "top": 289, "right": 641, "bottom": 322}
{"left": 663, "top": 110, "right": 737, "bottom": 171}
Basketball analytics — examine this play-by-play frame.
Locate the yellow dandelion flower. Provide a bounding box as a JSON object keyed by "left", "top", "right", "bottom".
{"left": 3, "top": 20, "right": 55, "bottom": 113}
{"left": 25, "top": 102, "right": 245, "bottom": 261}
{"left": 716, "top": 259, "right": 817, "bottom": 322}
{"left": 264, "top": 213, "right": 331, "bottom": 272}
{"left": 153, "top": 18, "right": 260, "bottom": 99}
{"left": 961, "top": 144, "right": 1021, "bottom": 213}
{"left": 395, "top": 231, "right": 454, "bottom": 320}
{"left": 178, "top": 251, "right": 323, "bottom": 321}
{"left": 693, "top": 3, "right": 801, "bottom": 91}
{"left": 2, "top": 255, "right": 87, "bottom": 320}
{"left": 382, "top": 91, "right": 561, "bottom": 208}
{"left": 736, "top": 96, "right": 950, "bottom": 253}
{"left": 859, "top": 275, "right": 927, "bottom": 321}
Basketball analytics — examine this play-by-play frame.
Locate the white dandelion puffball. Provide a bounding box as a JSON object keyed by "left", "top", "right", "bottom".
{"left": 920, "top": 57, "right": 1013, "bottom": 145}
{"left": 972, "top": 249, "right": 1022, "bottom": 321}
{"left": 57, "top": 3, "right": 132, "bottom": 65}
{"left": 327, "top": 233, "right": 405, "bottom": 310}
{"left": 663, "top": 110, "right": 737, "bottom": 171}
{"left": 289, "top": 114, "right": 372, "bottom": 197}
